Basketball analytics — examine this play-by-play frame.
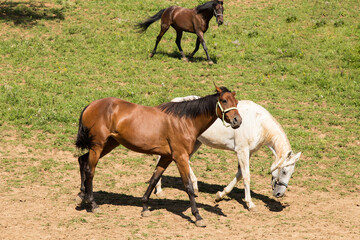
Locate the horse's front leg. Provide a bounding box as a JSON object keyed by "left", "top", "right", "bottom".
{"left": 188, "top": 140, "right": 202, "bottom": 196}
{"left": 215, "top": 149, "right": 255, "bottom": 210}
{"left": 155, "top": 140, "right": 202, "bottom": 197}
{"left": 141, "top": 156, "right": 171, "bottom": 216}
{"left": 195, "top": 31, "right": 213, "bottom": 65}
{"left": 174, "top": 154, "right": 205, "bottom": 227}
{"left": 154, "top": 161, "right": 198, "bottom": 197}
{"left": 237, "top": 150, "right": 255, "bottom": 209}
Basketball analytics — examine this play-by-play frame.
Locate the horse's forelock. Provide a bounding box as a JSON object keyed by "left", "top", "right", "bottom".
{"left": 218, "top": 86, "right": 230, "bottom": 93}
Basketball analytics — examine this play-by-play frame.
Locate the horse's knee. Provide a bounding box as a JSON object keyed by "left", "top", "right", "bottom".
{"left": 184, "top": 183, "right": 196, "bottom": 197}
{"left": 141, "top": 196, "right": 149, "bottom": 204}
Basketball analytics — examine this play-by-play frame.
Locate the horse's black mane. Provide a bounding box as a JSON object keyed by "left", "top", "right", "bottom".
{"left": 196, "top": 1, "right": 219, "bottom": 13}
{"left": 158, "top": 87, "right": 230, "bottom": 118}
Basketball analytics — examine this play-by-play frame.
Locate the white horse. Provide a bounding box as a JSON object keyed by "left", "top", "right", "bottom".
{"left": 155, "top": 96, "right": 301, "bottom": 210}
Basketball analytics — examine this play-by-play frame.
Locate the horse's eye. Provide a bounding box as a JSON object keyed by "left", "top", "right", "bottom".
{"left": 222, "top": 99, "right": 227, "bottom": 104}
{"left": 282, "top": 170, "right": 287, "bottom": 175}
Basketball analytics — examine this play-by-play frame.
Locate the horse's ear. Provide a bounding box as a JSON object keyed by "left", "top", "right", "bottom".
{"left": 231, "top": 91, "right": 236, "bottom": 97}
{"left": 294, "top": 152, "right": 302, "bottom": 161}
{"left": 214, "top": 83, "right": 222, "bottom": 93}
{"left": 286, "top": 150, "right": 292, "bottom": 159}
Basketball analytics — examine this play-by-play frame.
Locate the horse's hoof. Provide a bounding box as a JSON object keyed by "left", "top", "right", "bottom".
{"left": 248, "top": 206, "right": 257, "bottom": 212}
{"left": 141, "top": 210, "right": 151, "bottom": 217}
{"left": 182, "top": 57, "right": 189, "bottom": 62}
{"left": 92, "top": 207, "right": 101, "bottom": 214}
{"left": 195, "top": 219, "right": 206, "bottom": 227}
{"left": 215, "top": 191, "right": 223, "bottom": 202}
{"left": 89, "top": 202, "right": 99, "bottom": 213}
{"left": 155, "top": 190, "right": 166, "bottom": 198}
{"left": 208, "top": 60, "right": 214, "bottom": 65}
{"left": 75, "top": 195, "right": 84, "bottom": 206}
{"left": 248, "top": 203, "right": 257, "bottom": 211}
{"left": 149, "top": 53, "right": 154, "bottom": 58}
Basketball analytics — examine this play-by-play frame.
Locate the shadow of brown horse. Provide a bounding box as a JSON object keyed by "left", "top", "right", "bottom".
{"left": 76, "top": 191, "right": 227, "bottom": 224}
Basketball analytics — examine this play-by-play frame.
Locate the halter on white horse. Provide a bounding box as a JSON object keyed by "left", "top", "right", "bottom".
{"left": 271, "top": 151, "right": 300, "bottom": 189}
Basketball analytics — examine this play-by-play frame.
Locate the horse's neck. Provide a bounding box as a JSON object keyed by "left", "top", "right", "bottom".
{"left": 199, "top": 9, "right": 213, "bottom": 22}
{"left": 264, "top": 120, "right": 291, "bottom": 161}
{"left": 192, "top": 114, "right": 218, "bottom": 138}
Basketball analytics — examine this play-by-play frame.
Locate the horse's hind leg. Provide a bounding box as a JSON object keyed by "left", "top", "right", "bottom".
{"left": 76, "top": 152, "right": 89, "bottom": 206}
{"left": 153, "top": 156, "right": 166, "bottom": 197}
{"left": 175, "top": 30, "right": 187, "bottom": 61}
{"left": 189, "top": 37, "right": 200, "bottom": 59}
{"left": 141, "top": 156, "right": 172, "bottom": 216}
{"left": 84, "top": 137, "right": 119, "bottom": 211}
{"left": 195, "top": 31, "right": 213, "bottom": 64}
{"left": 215, "top": 165, "right": 242, "bottom": 202}
{"left": 84, "top": 146, "right": 102, "bottom": 211}
{"left": 149, "top": 22, "right": 170, "bottom": 58}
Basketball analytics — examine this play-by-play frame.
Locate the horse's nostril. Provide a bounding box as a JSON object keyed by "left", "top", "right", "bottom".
{"left": 234, "top": 116, "right": 242, "bottom": 125}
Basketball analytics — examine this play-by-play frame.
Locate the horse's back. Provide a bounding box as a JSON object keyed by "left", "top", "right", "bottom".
{"left": 236, "top": 100, "right": 288, "bottom": 151}
{"left": 83, "top": 97, "right": 133, "bottom": 121}
{"left": 163, "top": 6, "right": 196, "bottom": 32}
{"left": 199, "top": 100, "right": 276, "bottom": 151}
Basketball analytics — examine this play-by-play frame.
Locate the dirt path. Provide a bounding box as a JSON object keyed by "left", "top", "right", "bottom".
{"left": 0, "top": 146, "right": 359, "bottom": 239}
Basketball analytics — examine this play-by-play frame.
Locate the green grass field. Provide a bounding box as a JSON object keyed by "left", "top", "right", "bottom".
{"left": 1, "top": 0, "right": 359, "bottom": 194}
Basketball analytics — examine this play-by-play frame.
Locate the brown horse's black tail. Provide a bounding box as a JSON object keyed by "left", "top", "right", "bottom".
{"left": 75, "top": 105, "right": 94, "bottom": 151}
{"left": 135, "top": 9, "right": 166, "bottom": 33}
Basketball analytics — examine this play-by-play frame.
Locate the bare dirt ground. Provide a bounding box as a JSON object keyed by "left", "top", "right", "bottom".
{"left": 0, "top": 144, "right": 359, "bottom": 240}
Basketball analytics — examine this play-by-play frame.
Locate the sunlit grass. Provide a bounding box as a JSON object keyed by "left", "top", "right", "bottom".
{"left": 0, "top": 0, "right": 359, "bottom": 193}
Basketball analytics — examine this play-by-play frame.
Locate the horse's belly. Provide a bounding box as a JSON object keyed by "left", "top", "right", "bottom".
{"left": 110, "top": 131, "right": 171, "bottom": 156}
{"left": 119, "top": 138, "right": 171, "bottom": 156}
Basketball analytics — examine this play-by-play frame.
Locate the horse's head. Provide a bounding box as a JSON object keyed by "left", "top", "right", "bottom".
{"left": 271, "top": 151, "right": 301, "bottom": 198}
{"left": 213, "top": 1, "right": 224, "bottom": 26}
{"left": 215, "top": 85, "right": 241, "bottom": 129}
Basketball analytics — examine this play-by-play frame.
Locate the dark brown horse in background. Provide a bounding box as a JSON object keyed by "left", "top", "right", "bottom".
{"left": 135, "top": 0, "right": 224, "bottom": 64}
{"left": 75, "top": 85, "right": 241, "bottom": 227}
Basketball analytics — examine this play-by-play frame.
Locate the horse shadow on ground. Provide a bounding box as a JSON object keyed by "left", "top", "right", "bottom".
{"left": 0, "top": 1, "right": 65, "bottom": 26}
{"left": 154, "top": 50, "right": 218, "bottom": 64}
{"left": 76, "top": 190, "right": 226, "bottom": 224}
{"left": 76, "top": 176, "right": 287, "bottom": 223}
{"left": 160, "top": 175, "right": 288, "bottom": 212}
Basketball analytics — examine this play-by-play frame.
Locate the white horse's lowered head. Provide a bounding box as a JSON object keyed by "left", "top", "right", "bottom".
{"left": 155, "top": 96, "right": 301, "bottom": 209}
{"left": 271, "top": 151, "right": 301, "bottom": 197}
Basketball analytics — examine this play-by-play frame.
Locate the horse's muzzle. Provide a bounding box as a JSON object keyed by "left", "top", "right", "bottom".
{"left": 230, "top": 115, "right": 241, "bottom": 129}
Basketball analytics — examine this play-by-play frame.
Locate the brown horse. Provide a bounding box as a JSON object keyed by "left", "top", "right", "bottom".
{"left": 75, "top": 85, "right": 241, "bottom": 227}
{"left": 135, "top": 0, "right": 224, "bottom": 64}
